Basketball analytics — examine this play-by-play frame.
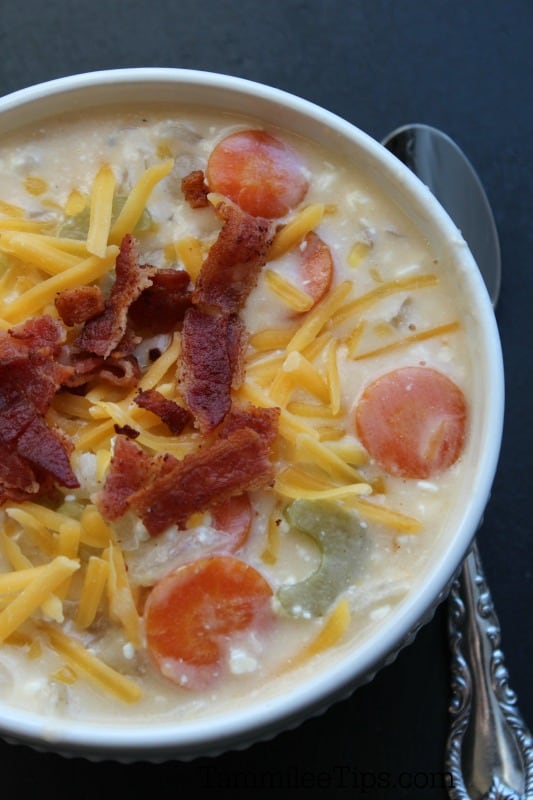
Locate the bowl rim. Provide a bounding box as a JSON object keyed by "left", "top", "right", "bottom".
{"left": 0, "top": 67, "right": 505, "bottom": 759}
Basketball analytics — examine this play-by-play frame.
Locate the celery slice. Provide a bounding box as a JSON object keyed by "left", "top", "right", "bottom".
{"left": 59, "top": 196, "right": 152, "bottom": 240}
{"left": 277, "top": 499, "right": 367, "bottom": 618}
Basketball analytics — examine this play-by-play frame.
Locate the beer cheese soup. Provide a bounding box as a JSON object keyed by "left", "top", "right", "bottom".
{"left": 0, "top": 107, "right": 471, "bottom": 721}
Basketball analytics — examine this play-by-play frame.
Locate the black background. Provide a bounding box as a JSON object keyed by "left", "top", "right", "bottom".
{"left": 0, "top": 1, "right": 531, "bottom": 797}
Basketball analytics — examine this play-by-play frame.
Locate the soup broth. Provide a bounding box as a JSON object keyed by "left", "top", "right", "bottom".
{"left": 0, "top": 106, "right": 474, "bottom": 722}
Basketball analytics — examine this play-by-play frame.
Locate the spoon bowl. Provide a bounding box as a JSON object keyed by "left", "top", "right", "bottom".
{"left": 382, "top": 123, "right": 501, "bottom": 305}
{"left": 381, "top": 123, "right": 532, "bottom": 800}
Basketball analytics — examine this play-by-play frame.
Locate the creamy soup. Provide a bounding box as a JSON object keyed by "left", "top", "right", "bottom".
{"left": 0, "top": 106, "right": 473, "bottom": 722}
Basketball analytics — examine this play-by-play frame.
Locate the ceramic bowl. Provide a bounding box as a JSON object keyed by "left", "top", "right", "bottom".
{"left": 0, "top": 68, "right": 504, "bottom": 761}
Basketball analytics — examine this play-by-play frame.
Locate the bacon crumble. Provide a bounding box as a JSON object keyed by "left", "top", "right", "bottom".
{"left": 75, "top": 234, "right": 155, "bottom": 358}
{"left": 181, "top": 169, "right": 210, "bottom": 209}
{"left": 193, "top": 200, "right": 275, "bottom": 314}
{"left": 96, "top": 436, "right": 152, "bottom": 521}
{"left": 0, "top": 206, "right": 281, "bottom": 527}
{"left": 178, "top": 199, "right": 275, "bottom": 433}
{"left": 134, "top": 389, "right": 192, "bottom": 435}
{"left": 0, "top": 317, "right": 78, "bottom": 501}
{"left": 55, "top": 286, "right": 105, "bottom": 327}
{"left": 97, "top": 405, "right": 279, "bottom": 536}
{"left": 128, "top": 268, "right": 192, "bottom": 336}
{"left": 178, "top": 308, "right": 245, "bottom": 433}
{"left": 219, "top": 405, "right": 280, "bottom": 447}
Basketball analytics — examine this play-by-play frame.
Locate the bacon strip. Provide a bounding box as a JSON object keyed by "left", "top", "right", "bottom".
{"left": 178, "top": 307, "right": 245, "bottom": 433}
{"left": 128, "top": 268, "right": 192, "bottom": 336}
{"left": 177, "top": 201, "right": 274, "bottom": 432}
{"left": 0, "top": 319, "right": 78, "bottom": 501}
{"left": 97, "top": 403, "right": 279, "bottom": 536}
{"left": 16, "top": 416, "right": 78, "bottom": 488}
{"left": 1, "top": 358, "right": 72, "bottom": 416}
{"left": 7, "top": 315, "right": 65, "bottom": 355}
{"left": 219, "top": 405, "right": 280, "bottom": 446}
{"left": 75, "top": 234, "right": 155, "bottom": 358}
{"left": 0, "top": 443, "right": 39, "bottom": 495}
{"left": 193, "top": 200, "right": 275, "bottom": 314}
{"left": 64, "top": 353, "right": 141, "bottom": 390}
{"left": 97, "top": 436, "right": 152, "bottom": 521}
{"left": 134, "top": 389, "right": 192, "bottom": 435}
{"left": 129, "top": 426, "right": 276, "bottom": 536}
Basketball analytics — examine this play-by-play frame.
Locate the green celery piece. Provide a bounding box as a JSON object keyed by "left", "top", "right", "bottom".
{"left": 277, "top": 499, "right": 368, "bottom": 618}
{"left": 59, "top": 196, "right": 153, "bottom": 240}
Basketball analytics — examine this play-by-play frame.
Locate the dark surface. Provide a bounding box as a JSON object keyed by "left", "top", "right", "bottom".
{"left": 0, "top": 1, "right": 531, "bottom": 797}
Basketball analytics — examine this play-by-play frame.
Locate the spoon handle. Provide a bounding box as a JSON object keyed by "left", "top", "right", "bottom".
{"left": 446, "top": 539, "right": 533, "bottom": 799}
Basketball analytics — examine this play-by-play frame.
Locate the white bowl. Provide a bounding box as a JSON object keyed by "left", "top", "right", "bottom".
{"left": 0, "top": 68, "right": 504, "bottom": 761}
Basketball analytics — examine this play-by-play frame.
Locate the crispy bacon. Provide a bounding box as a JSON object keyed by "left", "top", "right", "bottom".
{"left": 134, "top": 389, "right": 192, "bottom": 434}
{"left": 128, "top": 268, "right": 192, "bottom": 336}
{"left": 0, "top": 321, "right": 78, "bottom": 501}
{"left": 112, "top": 327, "right": 141, "bottom": 358}
{"left": 68, "top": 238, "right": 191, "bottom": 389}
{"left": 178, "top": 307, "right": 245, "bottom": 433}
{"left": 0, "top": 330, "right": 72, "bottom": 412}
{"left": 7, "top": 315, "right": 65, "bottom": 356}
{"left": 0, "top": 395, "right": 36, "bottom": 442}
{"left": 114, "top": 424, "right": 140, "bottom": 439}
{"left": 64, "top": 353, "right": 141, "bottom": 390}
{"left": 97, "top": 404, "right": 279, "bottom": 536}
{"left": 98, "top": 355, "right": 141, "bottom": 388}
{"left": 75, "top": 234, "right": 155, "bottom": 358}
{"left": 176, "top": 202, "right": 273, "bottom": 431}
{"left": 0, "top": 358, "right": 73, "bottom": 416}
{"left": 193, "top": 200, "right": 275, "bottom": 314}
{"left": 0, "top": 443, "right": 39, "bottom": 494}
{"left": 129, "top": 426, "right": 276, "bottom": 536}
{"left": 181, "top": 169, "right": 210, "bottom": 208}
{"left": 97, "top": 436, "right": 153, "bottom": 521}
{"left": 55, "top": 286, "right": 105, "bottom": 327}
{"left": 219, "top": 404, "right": 280, "bottom": 446}
{"left": 16, "top": 416, "right": 78, "bottom": 488}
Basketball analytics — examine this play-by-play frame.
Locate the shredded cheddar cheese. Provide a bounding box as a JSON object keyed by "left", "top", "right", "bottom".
{"left": 86, "top": 164, "right": 116, "bottom": 258}
{"left": 0, "top": 231, "right": 80, "bottom": 275}
{"left": 0, "top": 246, "right": 119, "bottom": 323}
{"left": 264, "top": 269, "right": 314, "bottom": 312}
{"left": 109, "top": 159, "right": 174, "bottom": 244}
{"left": 300, "top": 598, "right": 351, "bottom": 658}
{"left": 40, "top": 623, "right": 142, "bottom": 703}
{"left": 76, "top": 557, "right": 110, "bottom": 628}
{"left": 351, "top": 320, "right": 460, "bottom": 360}
{"left": 104, "top": 541, "right": 142, "bottom": 647}
{"left": 0, "top": 557, "right": 79, "bottom": 643}
{"left": 268, "top": 202, "right": 325, "bottom": 261}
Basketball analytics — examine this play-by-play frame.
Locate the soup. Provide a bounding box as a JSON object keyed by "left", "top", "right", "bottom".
{"left": 0, "top": 106, "right": 473, "bottom": 722}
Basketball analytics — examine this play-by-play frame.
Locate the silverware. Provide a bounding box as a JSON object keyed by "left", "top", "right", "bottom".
{"left": 381, "top": 123, "right": 532, "bottom": 800}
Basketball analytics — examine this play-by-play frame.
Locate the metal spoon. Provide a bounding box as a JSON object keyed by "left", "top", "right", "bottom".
{"left": 381, "top": 123, "right": 533, "bottom": 800}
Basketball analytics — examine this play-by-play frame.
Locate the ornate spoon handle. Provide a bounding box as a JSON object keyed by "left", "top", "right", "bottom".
{"left": 446, "top": 539, "right": 533, "bottom": 799}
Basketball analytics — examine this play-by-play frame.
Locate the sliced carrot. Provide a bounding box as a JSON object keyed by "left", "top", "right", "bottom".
{"left": 355, "top": 366, "right": 467, "bottom": 479}
{"left": 144, "top": 555, "right": 273, "bottom": 689}
{"left": 299, "top": 231, "right": 334, "bottom": 308}
{"left": 206, "top": 129, "right": 309, "bottom": 219}
{"left": 210, "top": 493, "right": 253, "bottom": 552}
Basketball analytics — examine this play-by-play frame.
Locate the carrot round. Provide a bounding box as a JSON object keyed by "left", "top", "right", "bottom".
{"left": 355, "top": 366, "right": 467, "bottom": 479}
{"left": 206, "top": 129, "right": 309, "bottom": 218}
{"left": 144, "top": 555, "right": 273, "bottom": 688}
